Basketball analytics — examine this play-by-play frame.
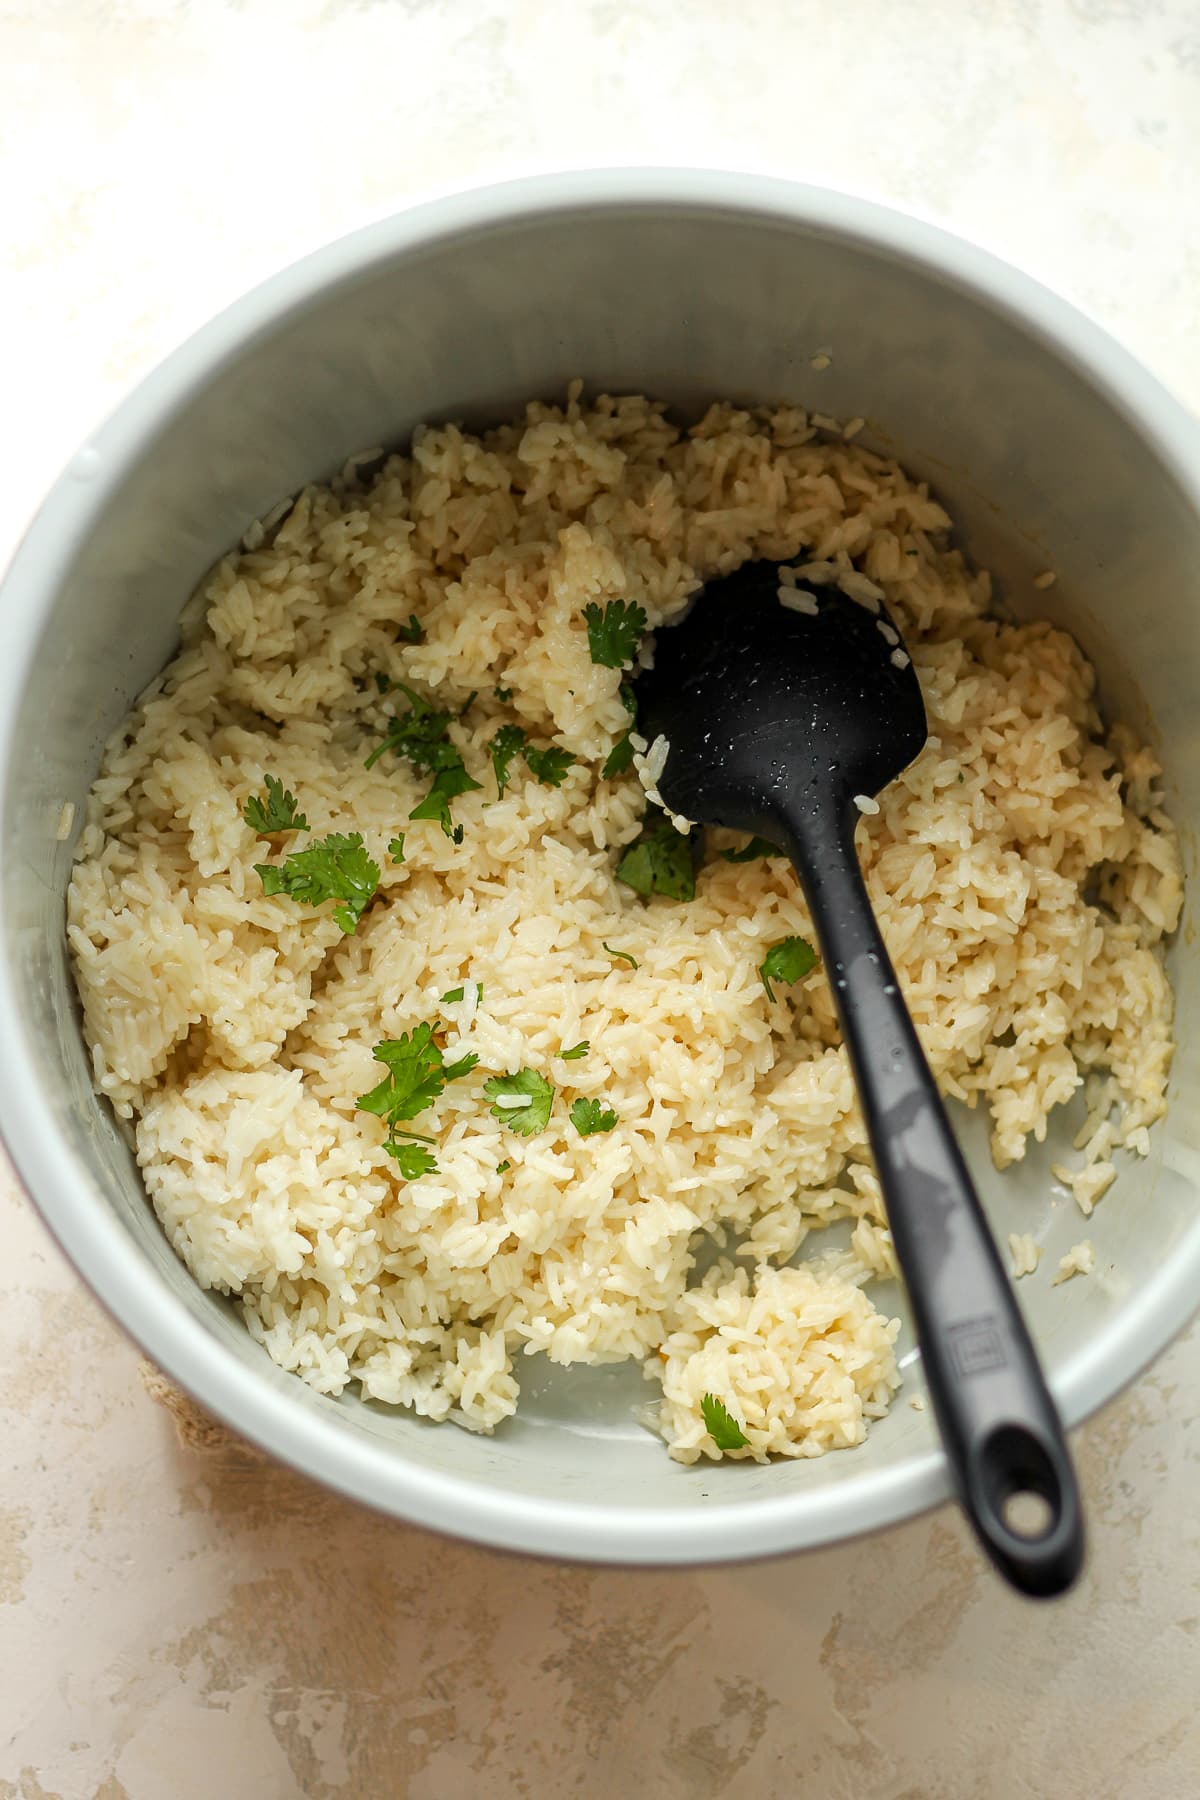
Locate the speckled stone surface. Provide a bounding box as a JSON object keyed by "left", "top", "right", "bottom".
{"left": 2, "top": 3, "right": 1199, "bottom": 1795}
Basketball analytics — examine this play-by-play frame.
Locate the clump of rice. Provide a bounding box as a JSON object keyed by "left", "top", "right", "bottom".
{"left": 630, "top": 731, "right": 694, "bottom": 835}
{"left": 1009, "top": 1232, "right": 1042, "bottom": 1279}
{"left": 1053, "top": 1241, "right": 1097, "bottom": 1285}
{"left": 655, "top": 1260, "right": 900, "bottom": 1463}
{"left": 67, "top": 389, "right": 1182, "bottom": 1459}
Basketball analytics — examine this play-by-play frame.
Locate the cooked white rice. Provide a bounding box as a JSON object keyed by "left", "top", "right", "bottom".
{"left": 1053, "top": 1240, "right": 1097, "bottom": 1285}
{"left": 1008, "top": 1232, "right": 1043, "bottom": 1279}
{"left": 67, "top": 389, "right": 1182, "bottom": 1459}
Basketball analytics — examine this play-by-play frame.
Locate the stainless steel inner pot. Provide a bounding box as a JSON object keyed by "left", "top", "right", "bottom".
{"left": 2, "top": 171, "right": 1197, "bottom": 1563}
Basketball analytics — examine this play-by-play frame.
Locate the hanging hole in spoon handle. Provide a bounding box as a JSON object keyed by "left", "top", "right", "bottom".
{"left": 781, "top": 802, "right": 1086, "bottom": 1599}
{"left": 966, "top": 1424, "right": 1083, "bottom": 1597}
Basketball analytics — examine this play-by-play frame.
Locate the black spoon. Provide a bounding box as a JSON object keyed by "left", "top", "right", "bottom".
{"left": 635, "top": 563, "right": 1084, "bottom": 1598}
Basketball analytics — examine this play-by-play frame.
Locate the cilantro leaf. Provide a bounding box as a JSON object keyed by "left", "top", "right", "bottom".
{"left": 490, "top": 724, "right": 527, "bottom": 797}
{"left": 395, "top": 614, "right": 424, "bottom": 644}
{"left": 602, "top": 732, "right": 636, "bottom": 779}
{"left": 388, "top": 834, "right": 406, "bottom": 863}
{"left": 569, "top": 1097, "right": 617, "bottom": 1136}
{"left": 356, "top": 1023, "right": 478, "bottom": 1166}
{"left": 365, "top": 684, "right": 481, "bottom": 836}
{"left": 356, "top": 1025, "right": 447, "bottom": 1127}
{"left": 409, "top": 761, "right": 483, "bottom": 840}
{"left": 255, "top": 832, "right": 379, "bottom": 933}
{"left": 616, "top": 812, "right": 696, "bottom": 902}
{"left": 483, "top": 1069, "right": 555, "bottom": 1136}
{"left": 496, "top": 1159, "right": 511, "bottom": 1174}
{"left": 490, "top": 727, "right": 574, "bottom": 794}
{"left": 441, "top": 986, "right": 464, "bottom": 1004}
{"left": 374, "top": 671, "right": 393, "bottom": 694}
{"left": 243, "top": 775, "right": 309, "bottom": 838}
{"left": 584, "top": 599, "right": 648, "bottom": 669}
{"left": 364, "top": 683, "right": 455, "bottom": 773}
{"left": 603, "top": 941, "right": 638, "bottom": 969}
{"left": 701, "top": 1394, "right": 751, "bottom": 1450}
{"left": 387, "top": 1141, "right": 438, "bottom": 1179}
{"left": 721, "top": 835, "right": 785, "bottom": 864}
{"left": 493, "top": 685, "right": 514, "bottom": 702}
{"left": 561, "top": 1041, "right": 589, "bottom": 1061}
{"left": 601, "top": 683, "right": 638, "bottom": 784}
{"left": 523, "top": 743, "right": 575, "bottom": 788}
{"left": 759, "top": 935, "right": 818, "bottom": 1002}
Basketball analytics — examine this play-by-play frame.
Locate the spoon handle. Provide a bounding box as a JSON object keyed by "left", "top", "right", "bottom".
{"left": 782, "top": 801, "right": 1085, "bottom": 1597}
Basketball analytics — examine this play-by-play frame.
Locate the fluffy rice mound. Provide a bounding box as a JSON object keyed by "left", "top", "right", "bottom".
{"left": 67, "top": 390, "right": 1182, "bottom": 1459}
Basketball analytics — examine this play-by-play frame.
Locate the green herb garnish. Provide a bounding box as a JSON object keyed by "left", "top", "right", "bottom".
{"left": 356, "top": 1022, "right": 479, "bottom": 1170}
{"left": 409, "top": 763, "right": 482, "bottom": 841}
{"left": 364, "top": 683, "right": 454, "bottom": 773}
{"left": 483, "top": 1069, "right": 555, "bottom": 1136}
{"left": 490, "top": 726, "right": 574, "bottom": 794}
{"left": 365, "top": 683, "right": 482, "bottom": 839}
{"left": 496, "top": 1159, "right": 511, "bottom": 1174}
{"left": 616, "top": 812, "right": 696, "bottom": 902}
{"left": 584, "top": 599, "right": 648, "bottom": 669}
{"left": 561, "top": 1042, "right": 589, "bottom": 1061}
{"left": 603, "top": 679, "right": 639, "bottom": 777}
{"left": 759, "top": 935, "right": 818, "bottom": 1002}
{"left": 395, "top": 614, "right": 424, "bottom": 644}
{"left": 569, "top": 1097, "right": 617, "bottom": 1136}
{"left": 721, "top": 835, "right": 784, "bottom": 864}
{"left": 489, "top": 724, "right": 527, "bottom": 798}
{"left": 602, "top": 733, "right": 636, "bottom": 779}
{"left": 523, "top": 743, "right": 575, "bottom": 788}
{"left": 493, "top": 685, "right": 513, "bottom": 702}
{"left": 388, "top": 1142, "right": 438, "bottom": 1179}
{"left": 255, "top": 832, "right": 379, "bottom": 934}
{"left": 243, "top": 776, "right": 309, "bottom": 839}
{"left": 701, "top": 1394, "right": 751, "bottom": 1450}
{"left": 388, "top": 834, "right": 406, "bottom": 863}
{"left": 603, "top": 942, "right": 638, "bottom": 969}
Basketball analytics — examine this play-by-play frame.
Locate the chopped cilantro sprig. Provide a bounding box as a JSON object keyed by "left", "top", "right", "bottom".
{"left": 483, "top": 1070, "right": 555, "bottom": 1136}
{"left": 243, "top": 776, "right": 309, "bottom": 838}
{"left": 523, "top": 743, "right": 575, "bottom": 787}
{"left": 569, "top": 1097, "right": 617, "bottom": 1137}
{"left": 602, "top": 682, "right": 639, "bottom": 779}
{"left": 701, "top": 1394, "right": 751, "bottom": 1450}
{"left": 489, "top": 724, "right": 527, "bottom": 797}
{"left": 255, "top": 832, "right": 379, "bottom": 934}
{"left": 759, "top": 935, "right": 818, "bottom": 1002}
{"left": 489, "top": 725, "right": 576, "bottom": 796}
{"left": 355, "top": 1022, "right": 479, "bottom": 1175}
{"left": 585, "top": 599, "right": 647, "bottom": 669}
{"left": 365, "top": 683, "right": 482, "bottom": 840}
{"left": 617, "top": 811, "right": 696, "bottom": 902}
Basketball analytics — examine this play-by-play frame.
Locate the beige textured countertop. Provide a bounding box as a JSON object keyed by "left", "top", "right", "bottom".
{"left": 3, "top": 3, "right": 1200, "bottom": 1795}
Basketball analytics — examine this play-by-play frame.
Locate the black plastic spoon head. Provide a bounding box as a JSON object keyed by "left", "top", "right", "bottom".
{"left": 634, "top": 562, "right": 927, "bottom": 840}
